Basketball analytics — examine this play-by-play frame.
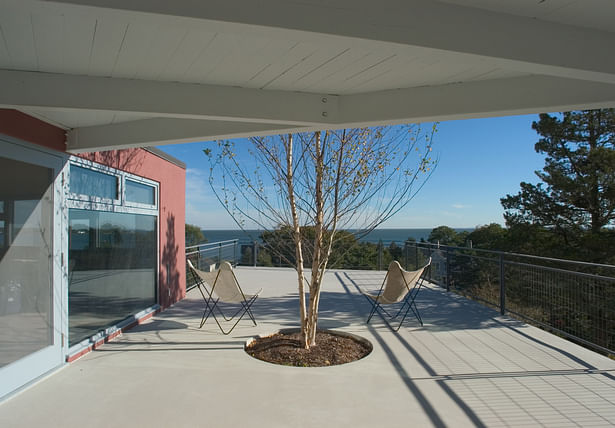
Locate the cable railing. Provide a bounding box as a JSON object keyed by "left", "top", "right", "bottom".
{"left": 405, "top": 242, "right": 615, "bottom": 356}
{"left": 185, "top": 240, "right": 239, "bottom": 289}
{"left": 185, "top": 237, "right": 615, "bottom": 356}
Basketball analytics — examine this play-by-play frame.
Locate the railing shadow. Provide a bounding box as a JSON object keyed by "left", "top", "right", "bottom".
{"left": 337, "top": 271, "right": 485, "bottom": 427}
{"left": 88, "top": 265, "right": 615, "bottom": 426}
{"left": 338, "top": 270, "right": 615, "bottom": 427}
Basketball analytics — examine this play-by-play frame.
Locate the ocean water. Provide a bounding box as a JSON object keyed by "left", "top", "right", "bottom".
{"left": 201, "top": 228, "right": 472, "bottom": 245}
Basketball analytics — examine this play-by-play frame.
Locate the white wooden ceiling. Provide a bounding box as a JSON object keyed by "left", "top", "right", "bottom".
{"left": 0, "top": 0, "right": 614, "bottom": 152}
{"left": 439, "top": 0, "right": 615, "bottom": 32}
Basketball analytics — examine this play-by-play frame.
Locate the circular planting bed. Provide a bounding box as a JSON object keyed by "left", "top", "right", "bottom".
{"left": 245, "top": 329, "right": 372, "bottom": 367}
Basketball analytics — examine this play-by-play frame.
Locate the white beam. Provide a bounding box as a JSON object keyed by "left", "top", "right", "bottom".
{"left": 66, "top": 118, "right": 308, "bottom": 153}
{"left": 0, "top": 69, "right": 337, "bottom": 126}
{"left": 40, "top": 0, "right": 615, "bottom": 84}
{"left": 339, "top": 76, "right": 615, "bottom": 127}
{"left": 64, "top": 75, "right": 615, "bottom": 152}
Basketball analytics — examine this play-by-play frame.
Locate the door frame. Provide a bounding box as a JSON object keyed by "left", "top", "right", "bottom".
{"left": 0, "top": 135, "right": 68, "bottom": 400}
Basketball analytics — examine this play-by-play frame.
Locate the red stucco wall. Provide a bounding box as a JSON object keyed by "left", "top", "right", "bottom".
{"left": 0, "top": 109, "right": 186, "bottom": 308}
{"left": 0, "top": 109, "right": 66, "bottom": 151}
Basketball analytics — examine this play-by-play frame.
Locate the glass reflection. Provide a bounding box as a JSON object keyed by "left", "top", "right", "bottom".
{"left": 126, "top": 179, "right": 155, "bottom": 205}
{"left": 68, "top": 209, "right": 156, "bottom": 345}
{"left": 70, "top": 165, "right": 118, "bottom": 200}
{"left": 0, "top": 157, "right": 53, "bottom": 368}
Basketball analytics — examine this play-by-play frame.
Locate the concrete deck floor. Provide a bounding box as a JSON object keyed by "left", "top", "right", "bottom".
{"left": 1, "top": 266, "right": 615, "bottom": 427}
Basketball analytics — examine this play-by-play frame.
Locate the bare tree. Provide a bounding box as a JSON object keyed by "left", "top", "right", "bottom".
{"left": 206, "top": 125, "right": 437, "bottom": 347}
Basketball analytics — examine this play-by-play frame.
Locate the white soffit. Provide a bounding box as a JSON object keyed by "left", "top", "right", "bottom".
{"left": 0, "top": 0, "right": 613, "bottom": 152}
{"left": 19, "top": 108, "right": 158, "bottom": 129}
{"left": 438, "top": 0, "right": 615, "bottom": 33}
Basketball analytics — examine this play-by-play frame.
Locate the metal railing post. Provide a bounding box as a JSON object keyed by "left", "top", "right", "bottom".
{"left": 233, "top": 240, "right": 237, "bottom": 265}
{"left": 253, "top": 241, "right": 258, "bottom": 267}
{"left": 446, "top": 247, "right": 451, "bottom": 292}
{"left": 499, "top": 253, "right": 506, "bottom": 315}
{"left": 404, "top": 241, "right": 409, "bottom": 270}
{"left": 378, "top": 239, "right": 383, "bottom": 270}
{"left": 218, "top": 242, "right": 222, "bottom": 264}
{"left": 415, "top": 244, "right": 419, "bottom": 270}
{"left": 428, "top": 245, "right": 433, "bottom": 281}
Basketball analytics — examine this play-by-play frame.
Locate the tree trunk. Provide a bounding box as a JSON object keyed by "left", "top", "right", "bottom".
{"left": 285, "top": 134, "right": 308, "bottom": 348}
{"left": 588, "top": 111, "right": 602, "bottom": 235}
{"left": 306, "top": 131, "right": 324, "bottom": 347}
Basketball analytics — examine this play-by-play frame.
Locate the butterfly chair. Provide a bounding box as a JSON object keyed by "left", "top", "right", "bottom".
{"left": 187, "top": 260, "right": 262, "bottom": 335}
{"left": 361, "top": 258, "right": 431, "bottom": 331}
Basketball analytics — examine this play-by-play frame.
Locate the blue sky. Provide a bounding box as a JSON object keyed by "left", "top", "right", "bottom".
{"left": 157, "top": 113, "right": 546, "bottom": 230}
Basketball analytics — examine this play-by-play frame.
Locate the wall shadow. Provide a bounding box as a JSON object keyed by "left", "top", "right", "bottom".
{"left": 80, "top": 148, "right": 146, "bottom": 174}
{"left": 124, "top": 319, "right": 188, "bottom": 332}
{"left": 161, "top": 214, "right": 181, "bottom": 308}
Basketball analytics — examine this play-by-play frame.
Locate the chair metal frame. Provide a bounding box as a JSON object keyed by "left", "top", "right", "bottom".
{"left": 187, "top": 260, "right": 260, "bottom": 335}
{"left": 363, "top": 259, "right": 431, "bottom": 332}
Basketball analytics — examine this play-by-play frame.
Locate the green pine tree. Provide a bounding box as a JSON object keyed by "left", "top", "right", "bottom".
{"left": 501, "top": 109, "right": 615, "bottom": 261}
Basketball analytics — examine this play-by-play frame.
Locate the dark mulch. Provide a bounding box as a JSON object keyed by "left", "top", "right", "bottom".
{"left": 245, "top": 330, "right": 372, "bottom": 367}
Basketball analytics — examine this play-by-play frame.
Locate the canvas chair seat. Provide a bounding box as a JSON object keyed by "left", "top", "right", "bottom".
{"left": 360, "top": 259, "right": 431, "bottom": 331}
{"left": 187, "top": 260, "right": 262, "bottom": 335}
{"left": 192, "top": 262, "right": 257, "bottom": 303}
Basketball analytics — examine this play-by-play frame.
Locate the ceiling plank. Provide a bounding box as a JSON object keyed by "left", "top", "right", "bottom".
{"left": 110, "top": 20, "right": 152, "bottom": 79}
{"left": 88, "top": 16, "right": 129, "bottom": 76}
{"left": 0, "top": 25, "right": 10, "bottom": 68}
{"left": 159, "top": 28, "right": 217, "bottom": 82}
{"left": 133, "top": 20, "right": 186, "bottom": 81}
{"left": 0, "top": 6, "right": 38, "bottom": 70}
{"left": 31, "top": 12, "right": 64, "bottom": 73}
{"left": 62, "top": 13, "right": 97, "bottom": 75}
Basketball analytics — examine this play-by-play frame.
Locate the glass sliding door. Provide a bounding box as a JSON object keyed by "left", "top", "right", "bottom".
{"left": 68, "top": 210, "right": 157, "bottom": 344}
{"left": 0, "top": 139, "right": 65, "bottom": 399}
